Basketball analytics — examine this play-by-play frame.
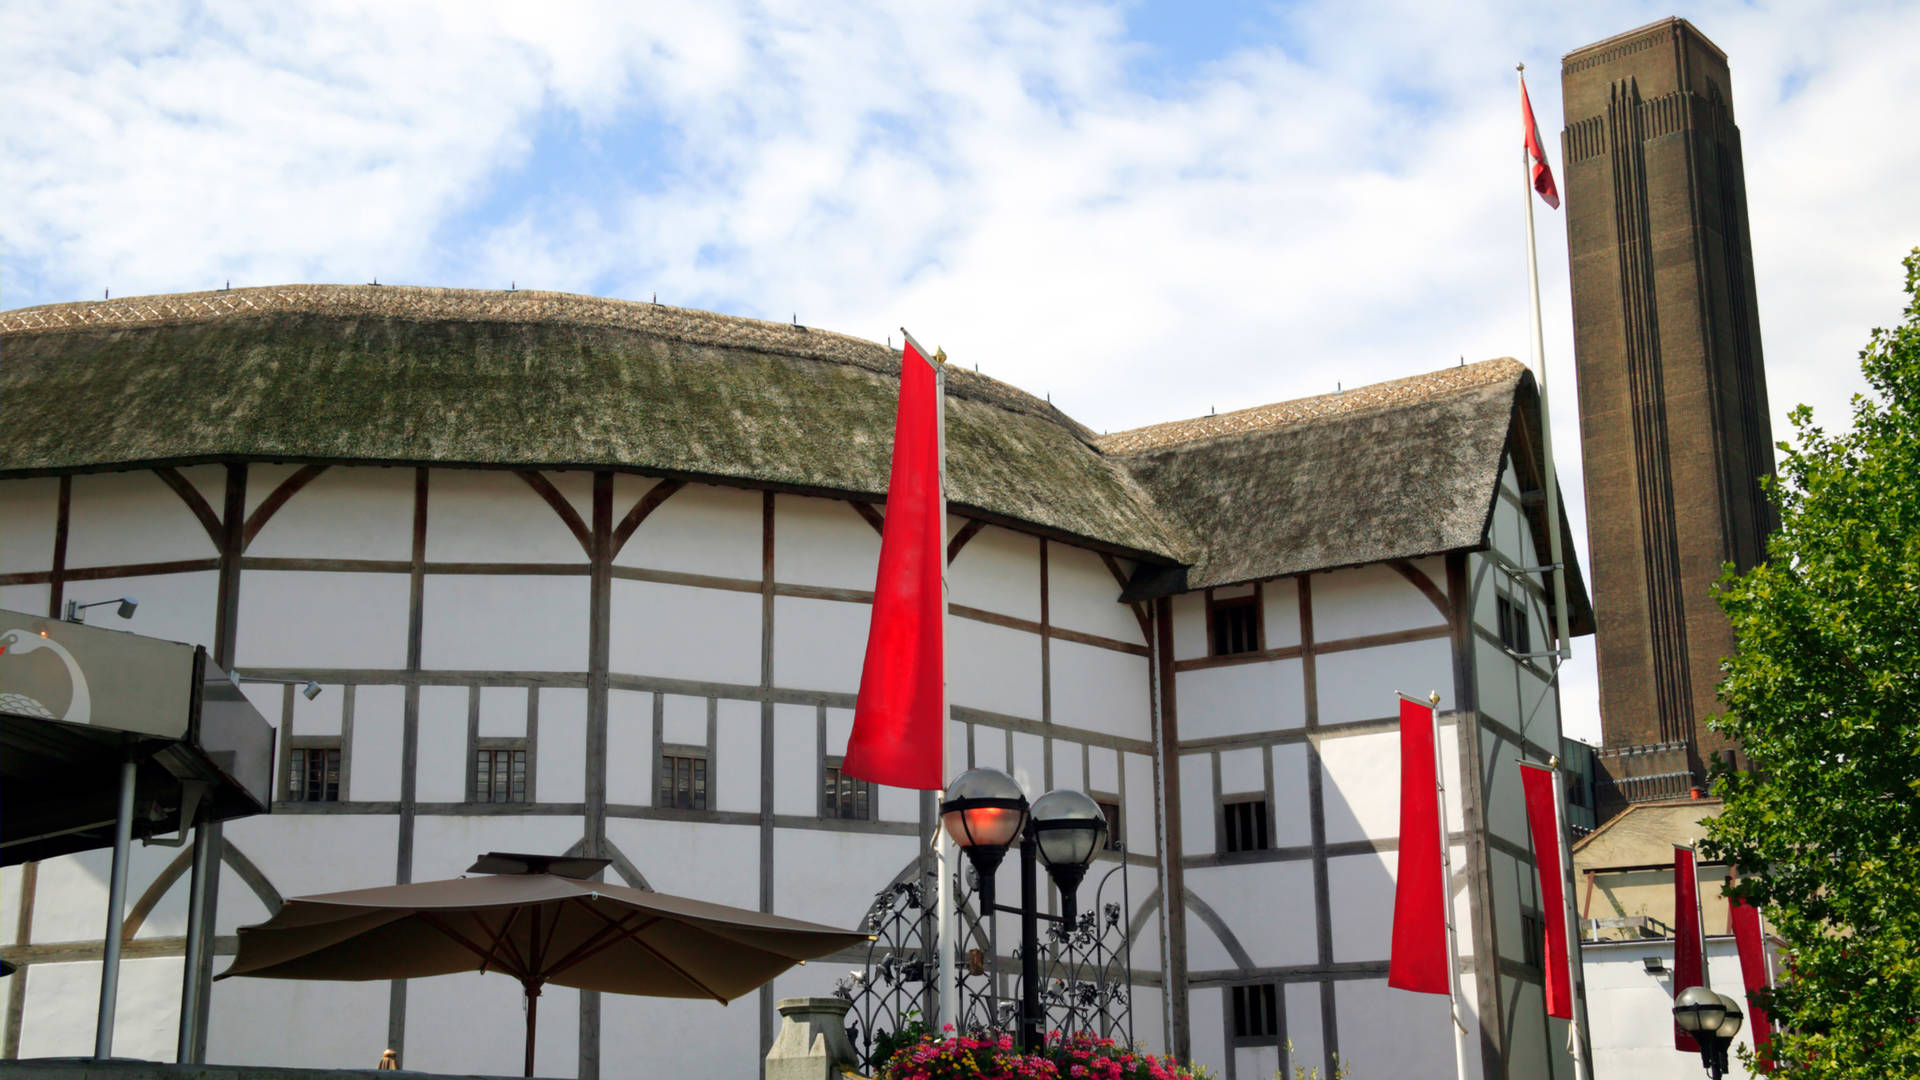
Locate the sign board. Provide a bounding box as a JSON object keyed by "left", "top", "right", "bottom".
{"left": 0, "top": 609, "right": 195, "bottom": 739}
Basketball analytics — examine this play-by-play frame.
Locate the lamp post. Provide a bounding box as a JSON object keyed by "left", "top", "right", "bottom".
{"left": 1673, "top": 986, "right": 1744, "bottom": 1079}
{"left": 941, "top": 768, "right": 1106, "bottom": 1053}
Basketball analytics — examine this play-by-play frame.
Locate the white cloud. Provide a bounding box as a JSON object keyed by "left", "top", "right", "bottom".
{"left": 5, "top": 0, "right": 1917, "bottom": 744}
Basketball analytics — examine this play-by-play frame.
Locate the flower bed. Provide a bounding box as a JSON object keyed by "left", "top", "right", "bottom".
{"left": 872, "top": 1028, "right": 1213, "bottom": 1080}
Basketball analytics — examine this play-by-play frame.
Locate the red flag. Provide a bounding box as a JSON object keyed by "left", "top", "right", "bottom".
{"left": 1520, "top": 764, "right": 1573, "bottom": 1019}
{"left": 1731, "top": 896, "right": 1773, "bottom": 1054}
{"left": 843, "top": 337, "right": 946, "bottom": 791}
{"left": 1522, "top": 76, "right": 1560, "bottom": 209}
{"left": 1673, "top": 846, "right": 1703, "bottom": 1051}
{"left": 1389, "top": 697, "right": 1449, "bottom": 995}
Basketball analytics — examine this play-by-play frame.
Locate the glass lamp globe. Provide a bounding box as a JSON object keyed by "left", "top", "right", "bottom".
{"left": 1673, "top": 985, "right": 1728, "bottom": 1035}
{"left": 940, "top": 769, "right": 1029, "bottom": 909}
{"left": 1712, "top": 992, "right": 1744, "bottom": 1040}
{"left": 1029, "top": 789, "right": 1108, "bottom": 922}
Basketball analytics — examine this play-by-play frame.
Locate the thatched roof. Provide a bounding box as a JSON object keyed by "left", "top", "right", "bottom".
{"left": 1104, "top": 359, "right": 1595, "bottom": 630}
{"left": 0, "top": 286, "right": 1591, "bottom": 619}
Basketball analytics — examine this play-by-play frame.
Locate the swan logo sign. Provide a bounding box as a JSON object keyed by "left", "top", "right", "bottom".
{"left": 0, "top": 610, "right": 194, "bottom": 739}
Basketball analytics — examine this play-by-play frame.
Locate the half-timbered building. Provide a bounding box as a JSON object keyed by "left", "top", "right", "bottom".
{"left": 0, "top": 285, "right": 1591, "bottom": 1079}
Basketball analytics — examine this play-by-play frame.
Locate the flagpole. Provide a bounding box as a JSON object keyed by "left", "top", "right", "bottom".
{"left": 905, "top": 329, "right": 959, "bottom": 1036}
{"left": 1519, "top": 63, "right": 1573, "bottom": 661}
{"left": 1549, "top": 759, "right": 1593, "bottom": 1080}
{"left": 1426, "top": 690, "right": 1474, "bottom": 1080}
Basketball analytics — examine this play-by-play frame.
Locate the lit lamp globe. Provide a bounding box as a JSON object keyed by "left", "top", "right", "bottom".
{"left": 1029, "top": 789, "right": 1108, "bottom": 924}
{"left": 1672, "top": 985, "right": 1729, "bottom": 1037}
{"left": 940, "top": 768, "right": 1029, "bottom": 911}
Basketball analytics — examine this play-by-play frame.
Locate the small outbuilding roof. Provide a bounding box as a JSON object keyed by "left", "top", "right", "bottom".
{"left": 0, "top": 285, "right": 1591, "bottom": 616}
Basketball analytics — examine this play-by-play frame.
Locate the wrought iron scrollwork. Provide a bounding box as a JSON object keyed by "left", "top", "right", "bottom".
{"left": 836, "top": 851, "right": 1133, "bottom": 1069}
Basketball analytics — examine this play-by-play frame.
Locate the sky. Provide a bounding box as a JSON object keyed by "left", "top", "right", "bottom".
{"left": 5, "top": 0, "right": 1917, "bottom": 744}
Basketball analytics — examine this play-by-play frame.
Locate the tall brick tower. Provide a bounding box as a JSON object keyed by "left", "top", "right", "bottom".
{"left": 1560, "top": 18, "right": 1775, "bottom": 805}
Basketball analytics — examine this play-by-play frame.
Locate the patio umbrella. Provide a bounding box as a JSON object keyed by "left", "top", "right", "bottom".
{"left": 219, "top": 852, "right": 869, "bottom": 1077}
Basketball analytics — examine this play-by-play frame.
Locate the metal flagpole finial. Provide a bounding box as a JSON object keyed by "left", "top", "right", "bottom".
{"left": 1429, "top": 691, "right": 1441, "bottom": 708}
{"left": 1517, "top": 62, "right": 1525, "bottom": 73}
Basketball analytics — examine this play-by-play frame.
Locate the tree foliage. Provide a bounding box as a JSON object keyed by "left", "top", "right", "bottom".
{"left": 1703, "top": 249, "right": 1920, "bottom": 1076}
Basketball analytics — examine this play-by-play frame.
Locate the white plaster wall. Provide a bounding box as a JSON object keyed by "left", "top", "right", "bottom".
{"left": 350, "top": 684, "right": 406, "bottom": 802}
{"left": 0, "top": 582, "right": 50, "bottom": 616}
{"left": 616, "top": 482, "right": 763, "bottom": 579}
{"left": 1218, "top": 748, "right": 1262, "bottom": 798}
{"left": 1175, "top": 658, "right": 1306, "bottom": 740}
{"left": 1587, "top": 943, "right": 1763, "bottom": 1080}
{"left": 1332, "top": 978, "right": 1466, "bottom": 1079}
{"left": 1271, "top": 743, "right": 1313, "bottom": 850}
{"left": 224, "top": 814, "right": 401, "bottom": 899}
{"left": 970, "top": 723, "right": 1006, "bottom": 772}
{"left": 479, "top": 685, "right": 529, "bottom": 737}
{"left": 610, "top": 578, "right": 760, "bottom": 686}
{"left": 246, "top": 466, "right": 416, "bottom": 560}
{"left": 713, "top": 698, "right": 761, "bottom": 814}
{"left": 1010, "top": 729, "right": 1045, "bottom": 796}
{"left": 1052, "top": 738, "right": 1085, "bottom": 795}
{"left": 1050, "top": 640, "right": 1150, "bottom": 740}
{"left": 287, "top": 680, "right": 345, "bottom": 736}
{"left": 14, "top": 956, "right": 180, "bottom": 1059}
{"left": 1314, "top": 638, "right": 1453, "bottom": 725}
{"left": 1284, "top": 982, "right": 1324, "bottom": 1075}
{"left": 61, "top": 569, "right": 219, "bottom": 650}
{"left": 661, "top": 692, "right": 706, "bottom": 747}
{"left": 538, "top": 687, "right": 589, "bottom": 803}
{"left": 1505, "top": 982, "right": 1552, "bottom": 1080}
{"left": 1123, "top": 752, "right": 1154, "bottom": 861}
{"left": 237, "top": 571, "right": 410, "bottom": 670}
{"left": 415, "top": 684, "right": 469, "bottom": 803}
{"left": 1190, "top": 862, "right": 1317, "bottom": 968}
{"left": 947, "top": 524, "right": 1039, "bottom": 620}
{"left": 607, "top": 819, "right": 758, "bottom": 903}
{"left": 0, "top": 476, "right": 59, "bottom": 573}
{"left": 1047, "top": 543, "right": 1138, "bottom": 642}
{"left": 407, "top": 976, "right": 577, "bottom": 1077}
{"left": 1086, "top": 747, "right": 1120, "bottom": 803}
{"left": 1235, "top": 1044, "right": 1281, "bottom": 1080}
{"left": 421, "top": 574, "right": 590, "bottom": 673}
{"left": 1313, "top": 563, "right": 1447, "bottom": 643}
{"left": 206, "top": 977, "right": 393, "bottom": 1070}
{"left": 772, "top": 829, "right": 919, "bottom": 928}
{"left": 773, "top": 594, "right": 869, "bottom": 693}
{"left": 27, "top": 844, "right": 193, "bottom": 946}
{"left": 948, "top": 618, "right": 1041, "bottom": 719}
{"left": 1170, "top": 592, "right": 1206, "bottom": 660}
{"left": 1261, "top": 577, "right": 1303, "bottom": 649}
{"left": 1482, "top": 730, "right": 1532, "bottom": 849}
{"left": 424, "top": 469, "right": 585, "bottom": 564}
{"left": 409, "top": 815, "right": 585, "bottom": 883}
{"left": 0, "top": 866, "right": 21, "bottom": 946}
{"left": 773, "top": 493, "right": 881, "bottom": 590}
{"left": 65, "top": 468, "right": 220, "bottom": 566}
{"left": 601, "top": 992, "right": 760, "bottom": 1080}
{"left": 606, "top": 689, "right": 652, "bottom": 805}
{"left": 1318, "top": 731, "right": 1401, "bottom": 845}
{"left": 1325, "top": 851, "right": 1396, "bottom": 963}
{"left": 1188, "top": 986, "right": 1224, "bottom": 1075}
{"left": 772, "top": 703, "right": 816, "bottom": 817}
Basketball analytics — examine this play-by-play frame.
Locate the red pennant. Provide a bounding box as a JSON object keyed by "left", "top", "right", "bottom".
{"left": 1520, "top": 764, "right": 1573, "bottom": 1018}
{"left": 1731, "top": 896, "right": 1773, "bottom": 1055}
{"left": 1388, "top": 697, "right": 1449, "bottom": 995}
{"left": 1522, "top": 76, "right": 1560, "bottom": 209}
{"left": 843, "top": 338, "right": 946, "bottom": 791}
{"left": 1673, "top": 846, "right": 1703, "bottom": 1051}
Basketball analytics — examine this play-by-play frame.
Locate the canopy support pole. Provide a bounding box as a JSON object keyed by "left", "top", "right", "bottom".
{"left": 175, "top": 820, "right": 215, "bottom": 1062}
{"left": 94, "top": 751, "right": 137, "bottom": 1060}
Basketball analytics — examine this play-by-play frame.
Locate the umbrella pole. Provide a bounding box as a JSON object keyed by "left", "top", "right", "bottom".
{"left": 523, "top": 980, "right": 539, "bottom": 1078}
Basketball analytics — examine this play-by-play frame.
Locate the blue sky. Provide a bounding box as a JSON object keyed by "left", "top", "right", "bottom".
{"left": 5, "top": 0, "right": 1918, "bottom": 741}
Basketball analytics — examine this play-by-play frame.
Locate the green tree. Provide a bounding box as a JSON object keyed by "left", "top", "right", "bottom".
{"left": 1703, "top": 249, "right": 1920, "bottom": 1077}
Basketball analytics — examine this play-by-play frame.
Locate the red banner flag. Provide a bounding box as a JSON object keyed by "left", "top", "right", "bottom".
{"left": 1673, "top": 845, "right": 1703, "bottom": 1051}
{"left": 1522, "top": 75, "right": 1560, "bottom": 209}
{"left": 1520, "top": 763, "right": 1574, "bottom": 1018}
{"left": 843, "top": 337, "right": 945, "bottom": 791}
{"left": 1731, "top": 896, "right": 1772, "bottom": 1054}
{"left": 1388, "top": 696, "right": 1449, "bottom": 995}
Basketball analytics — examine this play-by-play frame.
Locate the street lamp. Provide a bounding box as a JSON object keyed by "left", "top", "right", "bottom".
{"left": 940, "top": 768, "right": 1106, "bottom": 1053}
{"left": 1673, "top": 986, "right": 1744, "bottom": 1079}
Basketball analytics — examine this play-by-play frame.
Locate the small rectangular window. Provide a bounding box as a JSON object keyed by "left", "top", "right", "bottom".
{"left": 1230, "top": 983, "right": 1278, "bottom": 1041}
{"left": 1222, "top": 797, "right": 1270, "bottom": 853}
{"left": 822, "top": 758, "right": 872, "bottom": 820}
{"left": 1094, "top": 797, "right": 1123, "bottom": 852}
{"left": 475, "top": 744, "right": 528, "bottom": 804}
{"left": 1521, "top": 911, "right": 1546, "bottom": 971}
{"left": 660, "top": 752, "right": 709, "bottom": 811}
{"left": 288, "top": 744, "right": 342, "bottom": 802}
{"left": 1210, "top": 594, "right": 1262, "bottom": 657}
{"left": 1497, "top": 592, "right": 1531, "bottom": 655}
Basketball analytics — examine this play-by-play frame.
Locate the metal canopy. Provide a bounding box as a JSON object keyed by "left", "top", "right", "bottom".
{"left": 0, "top": 608, "right": 275, "bottom": 866}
